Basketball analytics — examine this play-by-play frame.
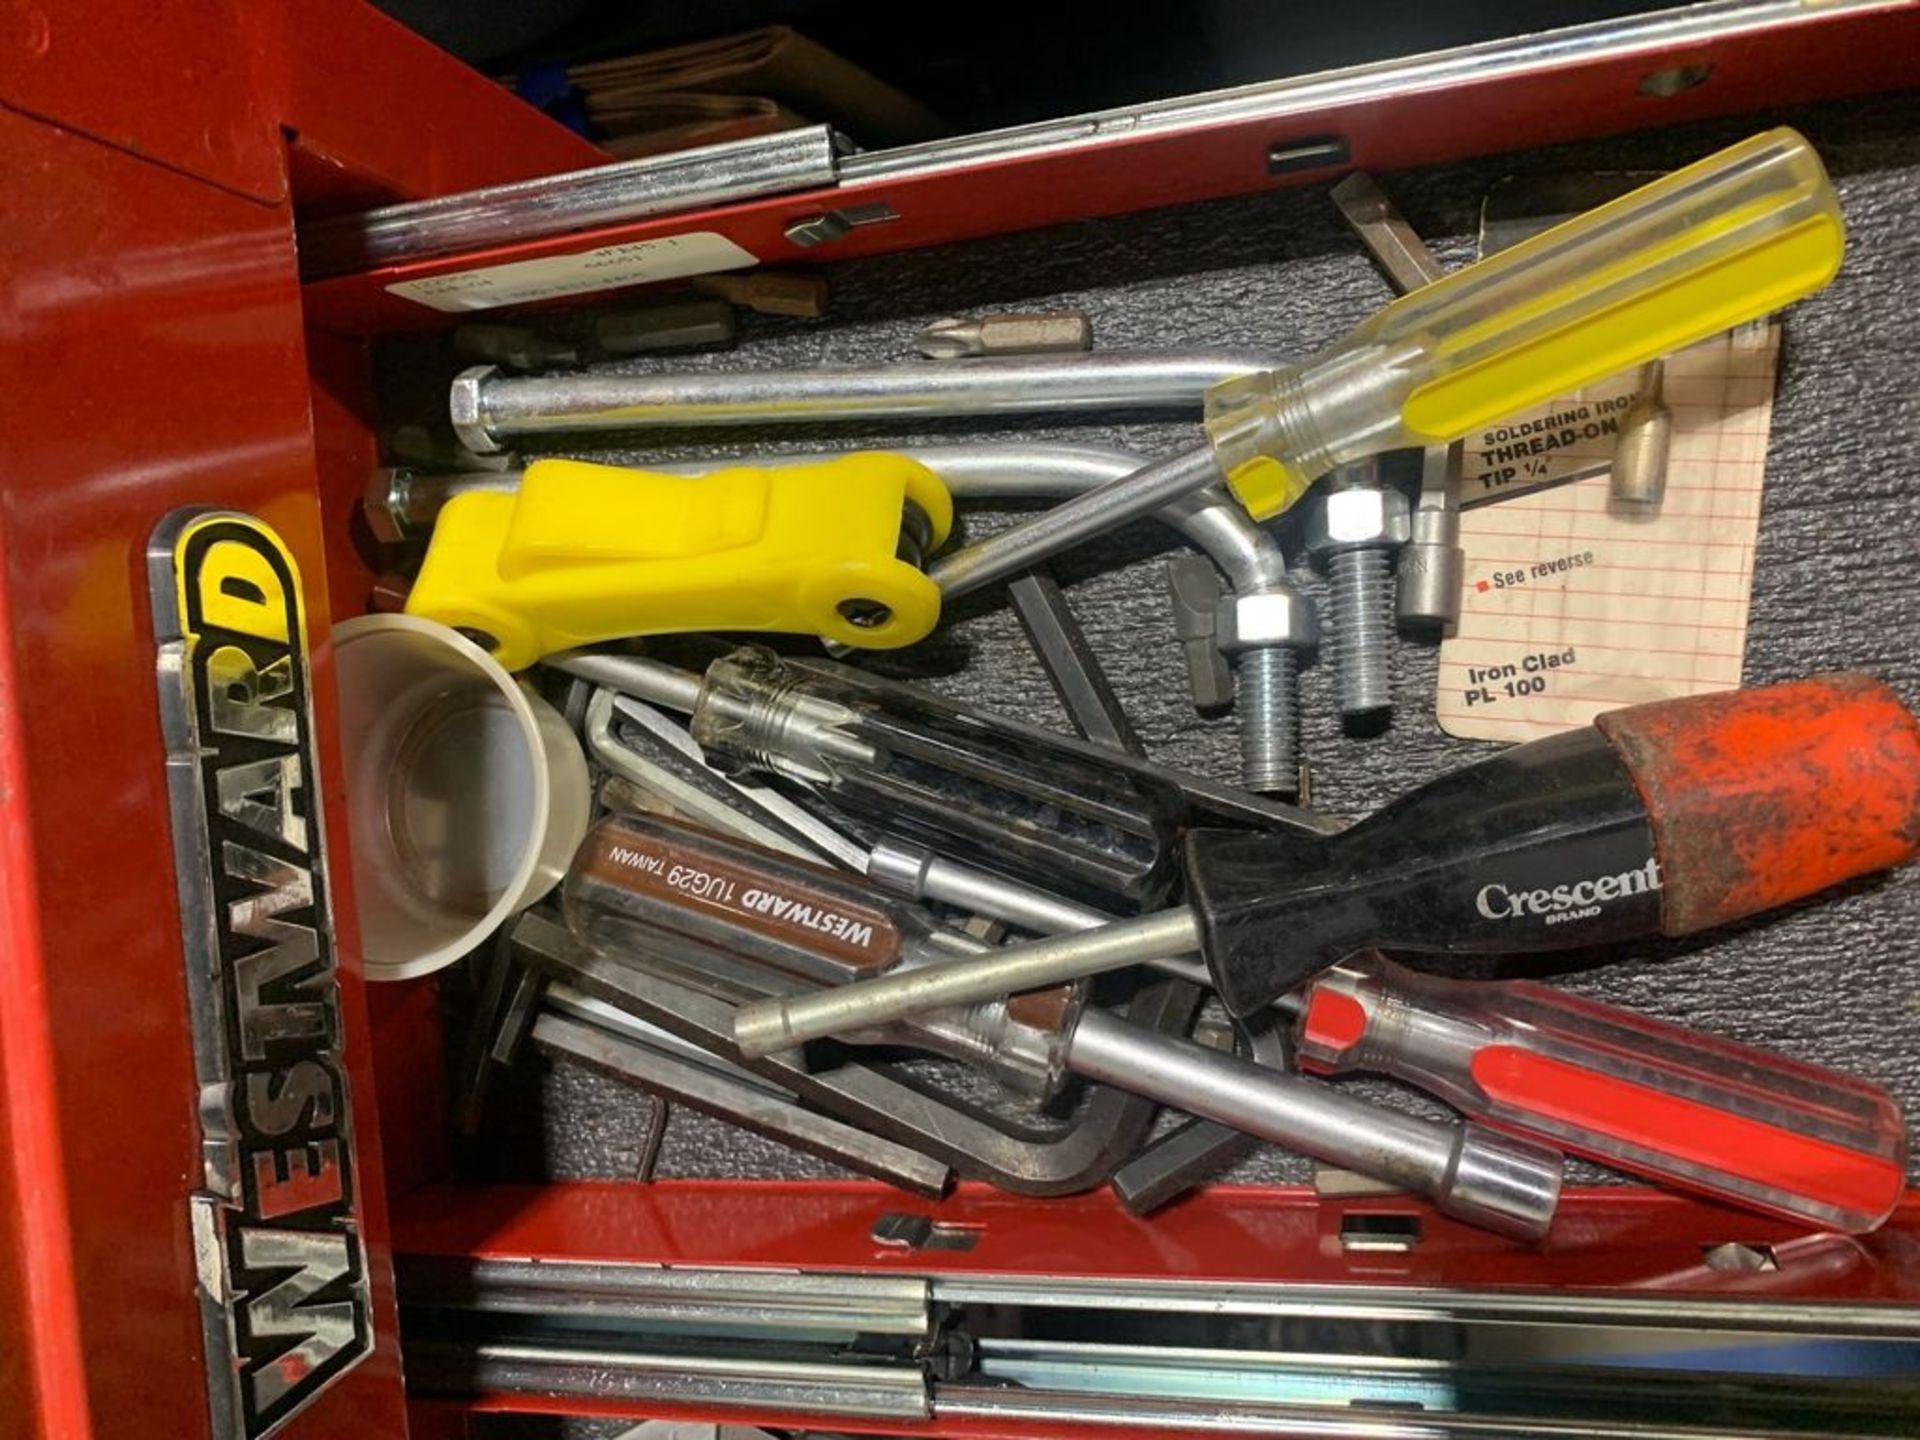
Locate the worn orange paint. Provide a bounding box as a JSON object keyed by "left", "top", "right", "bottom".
{"left": 1598, "top": 674, "right": 1920, "bottom": 935}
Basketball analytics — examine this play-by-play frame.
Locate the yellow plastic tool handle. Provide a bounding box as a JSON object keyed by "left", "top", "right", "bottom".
{"left": 404, "top": 454, "right": 952, "bottom": 670}
{"left": 1209, "top": 127, "right": 1844, "bottom": 518}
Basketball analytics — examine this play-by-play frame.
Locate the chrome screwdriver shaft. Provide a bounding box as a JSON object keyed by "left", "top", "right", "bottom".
{"left": 732, "top": 908, "right": 1200, "bottom": 1057}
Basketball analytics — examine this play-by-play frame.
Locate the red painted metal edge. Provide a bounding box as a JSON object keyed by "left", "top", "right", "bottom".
{"left": 0, "top": 4, "right": 604, "bottom": 1436}
{"left": 301, "top": 4, "right": 1920, "bottom": 336}
{"left": 393, "top": 1181, "right": 1920, "bottom": 1436}
{"left": 0, "top": 98, "right": 416, "bottom": 1436}
{"left": 0, "top": 0, "right": 603, "bottom": 215}
{"left": 391, "top": 1178, "right": 1920, "bottom": 1298}
{"left": 268, "top": 0, "right": 605, "bottom": 215}
{"left": 0, "top": 435, "right": 94, "bottom": 1440}
{"left": 0, "top": 0, "right": 289, "bottom": 204}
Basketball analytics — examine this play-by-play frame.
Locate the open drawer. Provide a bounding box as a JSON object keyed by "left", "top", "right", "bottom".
{"left": 5, "top": 3, "right": 1920, "bottom": 1438}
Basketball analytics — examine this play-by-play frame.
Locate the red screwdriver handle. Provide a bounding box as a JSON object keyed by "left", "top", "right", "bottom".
{"left": 1298, "top": 954, "right": 1909, "bottom": 1233}
{"left": 1598, "top": 672, "right": 1920, "bottom": 935}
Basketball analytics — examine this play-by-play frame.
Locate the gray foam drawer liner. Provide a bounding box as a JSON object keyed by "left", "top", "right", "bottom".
{"left": 454, "top": 91, "right": 1920, "bottom": 1191}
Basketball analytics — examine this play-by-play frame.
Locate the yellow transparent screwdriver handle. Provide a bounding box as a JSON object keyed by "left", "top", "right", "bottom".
{"left": 405, "top": 454, "right": 952, "bottom": 670}
{"left": 1208, "top": 127, "right": 1845, "bottom": 518}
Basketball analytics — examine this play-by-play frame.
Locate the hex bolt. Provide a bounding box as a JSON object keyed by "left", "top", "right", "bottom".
{"left": 1237, "top": 647, "right": 1299, "bottom": 793}
{"left": 1303, "top": 462, "right": 1409, "bottom": 718}
{"left": 1216, "top": 584, "right": 1317, "bottom": 795}
{"left": 1328, "top": 549, "right": 1393, "bottom": 713}
{"left": 363, "top": 466, "right": 415, "bottom": 546}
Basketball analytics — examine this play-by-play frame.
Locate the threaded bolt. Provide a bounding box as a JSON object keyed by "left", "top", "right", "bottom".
{"left": 1326, "top": 548, "right": 1394, "bottom": 716}
{"left": 1237, "top": 646, "right": 1300, "bottom": 794}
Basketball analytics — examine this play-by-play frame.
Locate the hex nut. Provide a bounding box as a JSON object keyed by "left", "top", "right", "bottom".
{"left": 363, "top": 467, "right": 413, "bottom": 546}
{"left": 1218, "top": 586, "right": 1318, "bottom": 650}
{"left": 449, "top": 365, "right": 503, "bottom": 454}
{"left": 1303, "top": 484, "right": 1412, "bottom": 555}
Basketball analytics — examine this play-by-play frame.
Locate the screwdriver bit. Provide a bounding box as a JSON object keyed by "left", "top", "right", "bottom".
{"left": 917, "top": 310, "right": 1093, "bottom": 359}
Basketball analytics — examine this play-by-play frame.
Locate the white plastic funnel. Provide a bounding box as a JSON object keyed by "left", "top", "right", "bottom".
{"left": 333, "top": 614, "right": 590, "bottom": 981}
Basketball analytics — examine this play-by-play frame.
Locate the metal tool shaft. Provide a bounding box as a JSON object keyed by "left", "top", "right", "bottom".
{"left": 731, "top": 908, "right": 1200, "bottom": 1056}
{"left": 1007, "top": 569, "right": 1146, "bottom": 755}
{"left": 865, "top": 837, "right": 1226, "bottom": 1003}
{"left": 453, "top": 351, "right": 1274, "bottom": 452}
{"left": 556, "top": 650, "right": 704, "bottom": 711}
{"left": 1330, "top": 170, "right": 1467, "bottom": 635}
{"left": 302, "top": 127, "right": 845, "bottom": 279}
{"left": 930, "top": 446, "right": 1225, "bottom": 599}
{"left": 517, "top": 909, "right": 1195, "bottom": 1196}
{"left": 868, "top": 837, "right": 1108, "bottom": 934}
{"left": 1063, "top": 1009, "right": 1562, "bottom": 1240}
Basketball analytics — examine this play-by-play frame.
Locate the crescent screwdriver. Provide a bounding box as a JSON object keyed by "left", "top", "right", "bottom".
{"left": 1295, "top": 954, "right": 1909, "bottom": 1233}
{"left": 734, "top": 673, "right": 1920, "bottom": 1051}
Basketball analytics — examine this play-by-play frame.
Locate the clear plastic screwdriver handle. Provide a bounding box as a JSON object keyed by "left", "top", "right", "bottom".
{"left": 1297, "top": 955, "right": 1907, "bottom": 1233}
{"left": 1207, "top": 128, "right": 1844, "bottom": 518}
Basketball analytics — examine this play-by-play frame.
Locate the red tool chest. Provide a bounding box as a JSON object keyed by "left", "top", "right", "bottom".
{"left": 4, "top": 4, "right": 1919, "bottom": 1437}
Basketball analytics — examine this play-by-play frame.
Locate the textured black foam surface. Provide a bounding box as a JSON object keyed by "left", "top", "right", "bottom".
{"left": 475, "top": 93, "right": 1920, "bottom": 1191}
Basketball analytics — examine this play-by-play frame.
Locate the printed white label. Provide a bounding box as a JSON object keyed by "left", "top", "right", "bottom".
{"left": 1436, "top": 325, "right": 1779, "bottom": 742}
{"left": 385, "top": 232, "right": 759, "bottom": 312}
{"left": 1475, "top": 859, "right": 1662, "bottom": 922}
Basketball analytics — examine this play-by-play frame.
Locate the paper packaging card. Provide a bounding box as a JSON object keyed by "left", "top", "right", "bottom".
{"left": 1436, "top": 324, "right": 1779, "bottom": 742}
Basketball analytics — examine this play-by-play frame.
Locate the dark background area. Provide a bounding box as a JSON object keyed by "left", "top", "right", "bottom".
{"left": 371, "top": 0, "right": 1686, "bottom": 130}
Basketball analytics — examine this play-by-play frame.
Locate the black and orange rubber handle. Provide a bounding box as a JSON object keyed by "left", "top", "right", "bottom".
{"left": 1599, "top": 672, "right": 1920, "bottom": 934}
{"left": 1186, "top": 673, "right": 1920, "bottom": 1015}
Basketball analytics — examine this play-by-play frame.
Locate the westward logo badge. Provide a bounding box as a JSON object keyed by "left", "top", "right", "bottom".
{"left": 1475, "top": 857, "right": 1662, "bottom": 926}
{"left": 149, "top": 511, "right": 373, "bottom": 1439}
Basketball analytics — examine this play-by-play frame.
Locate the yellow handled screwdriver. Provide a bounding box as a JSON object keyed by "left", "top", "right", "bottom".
{"left": 931, "top": 127, "right": 1843, "bottom": 598}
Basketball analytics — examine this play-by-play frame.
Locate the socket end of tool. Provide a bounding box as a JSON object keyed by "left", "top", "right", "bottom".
{"left": 732, "top": 998, "right": 799, "bottom": 1059}
{"left": 450, "top": 365, "right": 503, "bottom": 454}
{"left": 1395, "top": 542, "right": 1464, "bottom": 634}
{"left": 1441, "top": 1125, "right": 1563, "bottom": 1242}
